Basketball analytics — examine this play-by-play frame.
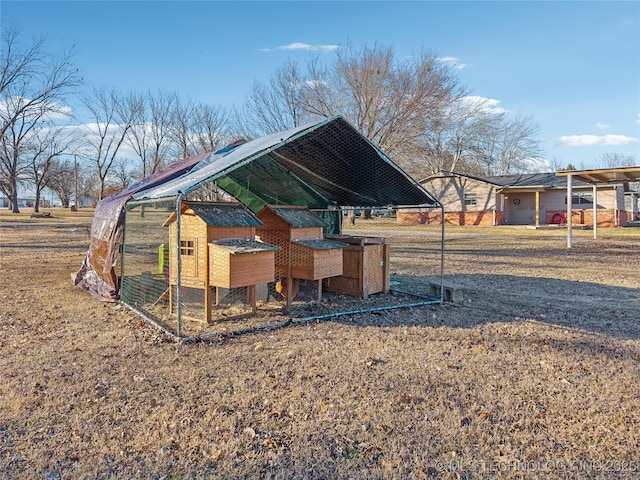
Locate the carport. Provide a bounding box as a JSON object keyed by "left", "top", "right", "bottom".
{"left": 556, "top": 166, "right": 640, "bottom": 247}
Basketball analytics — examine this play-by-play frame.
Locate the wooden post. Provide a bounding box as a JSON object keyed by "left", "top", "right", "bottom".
{"left": 362, "top": 248, "right": 369, "bottom": 299}
{"left": 249, "top": 285, "right": 256, "bottom": 313}
{"left": 286, "top": 242, "right": 293, "bottom": 311}
{"left": 382, "top": 243, "right": 390, "bottom": 294}
{"left": 169, "top": 284, "right": 174, "bottom": 314}
{"left": 204, "top": 244, "right": 211, "bottom": 323}
{"left": 204, "top": 286, "right": 212, "bottom": 323}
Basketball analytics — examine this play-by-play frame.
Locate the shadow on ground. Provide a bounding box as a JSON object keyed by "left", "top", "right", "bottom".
{"left": 343, "top": 273, "right": 640, "bottom": 340}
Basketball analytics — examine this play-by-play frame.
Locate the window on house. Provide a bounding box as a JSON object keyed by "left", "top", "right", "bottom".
{"left": 464, "top": 193, "right": 477, "bottom": 206}
{"left": 565, "top": 193, "right": 593, "bottom": 205}
{"left": 179, "top": 239, "right": 195, "bottom": 256}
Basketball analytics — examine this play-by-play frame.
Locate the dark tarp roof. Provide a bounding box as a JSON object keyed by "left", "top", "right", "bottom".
{"left": 76, "top": 116, "right": 437, "bottom": 301}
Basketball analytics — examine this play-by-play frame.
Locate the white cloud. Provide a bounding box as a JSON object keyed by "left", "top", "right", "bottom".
{"left": 557, "top": 134, "right": 639, "bottom": 147}
{"left": 436, "top": 56, "right": 468, "bottom": 69}
{"left": 459, "top": 95, "right": 507, "bottom": 114}
{"left": 523, "top": 156, "right": 552, "bottom": 172}
{"left": 261, "top": 42, "right": 339, "bottom": 52}
{"left": 596, "top": 122, "right": 610, "bottom": 130}
{"left": 0, "top": 96, "right": 73, "bottom": 122}
{"left": 636, "top": 113, "right": 640, "bottom": 125}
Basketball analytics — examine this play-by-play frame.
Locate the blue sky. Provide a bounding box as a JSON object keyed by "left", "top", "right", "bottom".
{"left": 3, "top": 0, "right": 639, "bottom": 170}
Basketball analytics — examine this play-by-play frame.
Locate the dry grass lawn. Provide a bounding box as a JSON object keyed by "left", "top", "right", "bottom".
{"left": 1, "top": 208, "right": 639, "bottom": 479}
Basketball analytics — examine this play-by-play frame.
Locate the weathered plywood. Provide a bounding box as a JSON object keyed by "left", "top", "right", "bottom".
{"left": 324, "top": 241, "right": 390, "bottom": 297}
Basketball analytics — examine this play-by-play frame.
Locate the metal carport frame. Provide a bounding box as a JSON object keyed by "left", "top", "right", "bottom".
{"left": 556, "top": 166, "right": 640, "bottom": 248}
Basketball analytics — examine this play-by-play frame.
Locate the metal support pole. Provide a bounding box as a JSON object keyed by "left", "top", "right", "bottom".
{"left": 73, "top": 154, "right": 78, "bottom": 211}
{"left": 567, "top": 174, "right": 573, "bottom": 248}
{"left": 176, "top": 192, "right": 185, "bottom": 337}
{"left": 592, "top": 183, "right": 598, "bottom": 239}
{"left": 439, "top": 203, "right": 445, "bottom": 302}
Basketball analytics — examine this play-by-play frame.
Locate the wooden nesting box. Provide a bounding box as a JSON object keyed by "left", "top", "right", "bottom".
{"left": 208, "top": 238, "right": 278, "bottom": 289}
{"left": 162, "top": 202, "right": 278, "bottom": 322}
{"left": 323, "top": 235, "right": 390, "bottom": 298}
{"left": 256, "top": 205, "right": 346, "bottom": 304}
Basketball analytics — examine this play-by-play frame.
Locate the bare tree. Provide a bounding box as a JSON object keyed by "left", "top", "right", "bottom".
{"left": 193, "top": 103, "right": 230, "bottom": 153}
{"left": 25, "top": 126, "right": 73, "bottom": 212}
{"left": 305, "top": 46, "right": 463, "bottom": 164}
{"left": 600, "top": 152, "right": 637, "bottom": 168}
{"left": 239, "top": 44, "right": 545, "bottom": 178}
{"left": 78, "top": 163, "right": 98, "bottom": 203}
{"left": 1, "top": 107, "right": 74, "bottom": 213}
{"left": 470, "top": 113, "right": 541, "bottom": 176}
{"left": 126, "top": 90, "right": 175, "bottom": 178}
{"left": 236, "top": 60, "right": 310, "bottom": 137}
{"left": 0, "top": 27, "right": 80, "bottom": 212}
{"left": 45, "top": 158, "right": 74, "bottom": 207}
{"left": 548, "top": 156, "right": 567, "bottom": 172}
{"left": 80, "top": 87, "right": 139, "bottom": 200}
{"left": 109, "top": 157, "right": 136, "bottom": 190}
{"left": 168, "top": 94, "right": 199, "bottom": 159}
{"left": 417, "top": 97, "right": 495, "bottom": 177}
{"left": 239, "top": 44, "right": 464, "bottom": 173}
{"left": 0, "top": 121, "right": 27, "bottom": 210}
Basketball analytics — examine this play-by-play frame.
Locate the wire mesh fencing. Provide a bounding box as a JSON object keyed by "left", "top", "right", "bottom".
{"left": 120, "top": 199, "right": 176, "bottom": 334}
{"left": 119, "top": 198, "right": 443, "bottom": 341}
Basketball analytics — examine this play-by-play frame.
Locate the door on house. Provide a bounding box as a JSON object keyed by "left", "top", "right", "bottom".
{"left": 505, "top": 193, "right": 537, "bottom": 225}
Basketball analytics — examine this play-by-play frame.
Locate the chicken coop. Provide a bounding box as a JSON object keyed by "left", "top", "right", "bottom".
{"left": 256, "top": 205, "right": 347, "bottom": 307}
{"left": 161, "top": 201, "right": 279, "bottom": 323}
{"left": 80, "top": 116, "right": 445, "bottom": 342}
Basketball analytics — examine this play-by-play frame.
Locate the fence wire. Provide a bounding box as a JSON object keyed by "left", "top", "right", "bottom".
{"left": 120, "top": 197, "right": 443, "bottom": 340}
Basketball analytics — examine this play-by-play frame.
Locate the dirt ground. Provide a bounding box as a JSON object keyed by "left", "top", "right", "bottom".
{"left": 1, "top": 209, "right": 639, "bottom": 479}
